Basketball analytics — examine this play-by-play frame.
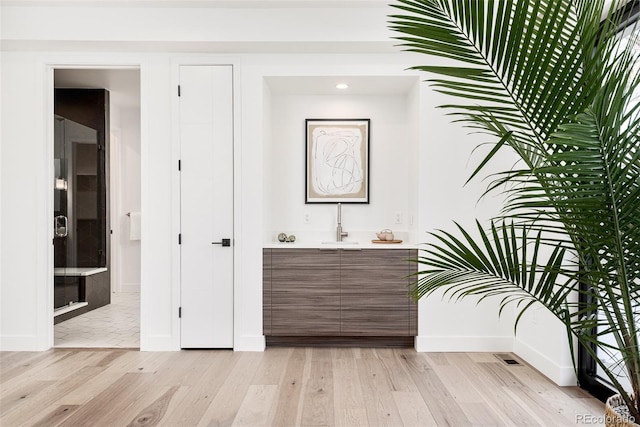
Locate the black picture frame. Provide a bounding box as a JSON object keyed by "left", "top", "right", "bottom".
{"left": 305, "top": 118, "right": 370, "bottom": 204}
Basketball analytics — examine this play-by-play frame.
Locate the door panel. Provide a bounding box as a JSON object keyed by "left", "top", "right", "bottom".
{"left": 180, "top": 65, "right": 233, "bottom": 348}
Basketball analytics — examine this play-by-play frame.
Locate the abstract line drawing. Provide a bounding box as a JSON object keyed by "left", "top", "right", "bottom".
{"left": 306, "top": 119, "right": 369, "bottom": 203}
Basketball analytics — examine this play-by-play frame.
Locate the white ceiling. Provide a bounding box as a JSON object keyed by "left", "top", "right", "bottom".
{"left": 54, "top": 68, "right": 141, "bottom": 109}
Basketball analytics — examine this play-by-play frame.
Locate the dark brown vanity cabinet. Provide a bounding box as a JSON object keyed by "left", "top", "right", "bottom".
{"left": 263, "top": 248, "right": 418, "bottom": 339}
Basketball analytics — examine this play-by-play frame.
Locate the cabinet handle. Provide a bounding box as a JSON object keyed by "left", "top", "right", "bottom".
{"left": 212, "top": 238, "right": 231, "bottom": 247}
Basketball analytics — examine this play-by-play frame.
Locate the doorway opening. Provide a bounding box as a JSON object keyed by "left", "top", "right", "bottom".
{"left": 52, "top": 68, "right": 141, "bottom": 348}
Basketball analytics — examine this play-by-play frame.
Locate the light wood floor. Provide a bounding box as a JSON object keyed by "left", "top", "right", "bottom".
{"left": 0, "top": 347, "right": 605, "bottom": 426}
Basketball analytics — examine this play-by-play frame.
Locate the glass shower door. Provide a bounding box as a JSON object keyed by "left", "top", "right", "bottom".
{"left": 53, "top": 115, "right": 99, "bottom": 315}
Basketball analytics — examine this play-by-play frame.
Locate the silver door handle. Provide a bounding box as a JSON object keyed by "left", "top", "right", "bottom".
{"left": 55, "top": 215, "right": 68, "bottom": 237}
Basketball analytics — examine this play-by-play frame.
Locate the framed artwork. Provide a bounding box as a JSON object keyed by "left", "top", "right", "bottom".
{"left": 305, "top": 118, "right": 370, "bottom": 204}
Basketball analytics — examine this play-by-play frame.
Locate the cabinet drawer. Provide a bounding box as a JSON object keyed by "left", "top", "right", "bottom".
{"left": 341, "top": 309, "right": 410, "bottom": 336}
{"left": 272, "top": 309, "right": 340, "bottom": 335}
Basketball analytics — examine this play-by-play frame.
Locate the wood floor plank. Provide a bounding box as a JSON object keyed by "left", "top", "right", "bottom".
{"left": 29, "top": 404, "right": 81, "bottom": 427}
{"left": 301, "top": 348, "right": 334, "bottom": 426}
{"left": 399, "top": 351, "right": 473, "bottom": 426}
{"left": 58, "top": 372, "right": 156, "bottom": 426}
{"left": 374, "top": 349, "right": 419, "bottom": 393}
{"left": 161, "top": 351, "right": 238, "bottom": 425}
{"left": 251, "top": 347, "right": 291, "bottom": 385}
{"left": 54, "top": 350, "right": 157, "bottom": 405}
{"left": 356, "top": 351, "right": 404, "bottom": 426}
{"left": 270, "top": 348, "right": 307, "bottom": 427}
{"left": 426, "top": 360, "right": 508, "bottom": 425}
{"left": 0, "top": 350, "right": 73, "bottom": 397}
{"left": 127, "top": 385, "right": 180, "bottom": 427}
{"left": 196, "top": 352, "right": 264, "bottom": 427}
{"left": 333, "top": 353, "right": 368, "bottom": 427}
{"left": 0, "top": 379, "right": 56, "bottom": 416}
{"left": 444, "top": 353, "right": 543, "bottom": 426}
{"left": 0, "top": 366, "right": 105, "bottom": 426}
{"left": 231, "top": 384, "right": 278, "bottom": 427}
{"left": 392, "top": 390, "right": 438, "bottom": 426}
{"left": 0, "top": 351, "right": 54, "bottom": 379}
{"left": 505, "top": 357, "right": 606, "bottom": 422}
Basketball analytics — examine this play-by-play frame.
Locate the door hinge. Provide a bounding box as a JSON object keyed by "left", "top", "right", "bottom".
{"left": 178, "top": 159, "right": 181, "bottom": 171}
{"left": 179, "top": 307, "right": 182, "bottom": 318}
{"left": 178, "top": 233, "right": 182, "bottom": 245}
{"left": 178, "top": 85, "right": 181, "bottom": 97}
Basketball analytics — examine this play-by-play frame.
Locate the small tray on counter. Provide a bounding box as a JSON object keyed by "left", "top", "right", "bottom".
{"left": 371, "top": 239, "right": 403, "bottom": 244}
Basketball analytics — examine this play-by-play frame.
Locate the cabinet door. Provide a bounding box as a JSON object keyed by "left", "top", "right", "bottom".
{"left": 270, "top": 249, "right": 340, "bottom": 335}
{"left": 341, "top": 249, "right": 414, "bottom": 336}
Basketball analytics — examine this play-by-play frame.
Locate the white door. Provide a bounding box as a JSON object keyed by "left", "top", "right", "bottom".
{"left": 179, "top": 65, "right": 234, "bottom": 348}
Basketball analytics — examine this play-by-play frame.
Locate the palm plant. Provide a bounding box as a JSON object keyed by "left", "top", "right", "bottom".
{"left": 389, "top": 0, "right": 640, "bottom": 421}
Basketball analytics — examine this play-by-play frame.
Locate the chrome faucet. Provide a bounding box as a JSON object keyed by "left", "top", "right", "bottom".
{"left": 336, "top": 203, "right": 348, "bottom": 242}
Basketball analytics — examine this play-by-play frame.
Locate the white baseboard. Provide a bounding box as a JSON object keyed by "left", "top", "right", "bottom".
{"left": 514, "top": 338, "right": 577, "bottom": 386}
{"left": 121, "top": 282, "right": 140, "bottom": 293}
{"left": 415, "top": 335, "right": 514, "bottom": 352}
{"left": 0, "top": 335, "right": 49, "bottom": 351}
{"left": 139, "top": 334, "right": 179, "bottom": 351}
{"left": 233, "top": 335, "right": 266, "bottom": 351}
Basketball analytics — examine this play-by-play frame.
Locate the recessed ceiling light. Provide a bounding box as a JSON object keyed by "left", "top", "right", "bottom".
{"left": 336, "top": 83, "right": 349, "bottom": 90}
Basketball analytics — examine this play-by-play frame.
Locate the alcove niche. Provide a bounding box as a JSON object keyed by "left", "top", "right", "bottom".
{"left": 262, "top": 75, "right": 421, "bottom": 245}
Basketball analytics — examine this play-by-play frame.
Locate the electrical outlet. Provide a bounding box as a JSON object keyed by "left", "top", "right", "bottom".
{"left": 303, "top": 212, "right": 311, "bottom": 224}
{"left": 394, "top": 211, "right": 403, "bottom": 224}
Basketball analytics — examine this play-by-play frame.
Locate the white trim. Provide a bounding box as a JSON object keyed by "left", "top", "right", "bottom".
{"left": 514, "top": 338, "right": 577, "bottom": 386}
{"left": 41, "top": 56, "right": 143, "bottom": 352}
{"left": 140, "top": 334, "right": 176, "bottom": 352}
{"left": 0, "top": 335, "right": 43, "bottom": 350}
{"left": 414, "top": 335, "right": 514, "bottom": 353}
{"left": 42, "top": 63, "right": 55, "bottom": 351}
{"left": 233, "top": 334, "right": 266, "bottom": 352}
{"left": 109, "top": 127, "right": 122, "bottom": 293}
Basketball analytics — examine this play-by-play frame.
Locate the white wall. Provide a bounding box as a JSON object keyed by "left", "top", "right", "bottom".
{"left": 265, "top": 92, "right": 415, "bottom": 243}
{"left": 414, "top": 80, "right": 516, "bottom": 353}
{"left": 115, "top": 106, "right": 141, "bottom": 293}
{"left": 0, "top": 1, "right": 574, "bottom": 385}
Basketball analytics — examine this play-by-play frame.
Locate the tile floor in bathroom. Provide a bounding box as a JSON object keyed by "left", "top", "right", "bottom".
{"left": 54, "top": 292, "right": 140, "bottom": 348}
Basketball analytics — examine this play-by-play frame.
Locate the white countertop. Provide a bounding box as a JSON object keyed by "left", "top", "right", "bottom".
{"left": 264, "top": 241, "right": 419, "bottom": 249}
{"left": 54, "top": 267, "right": 108, "bottom": 277}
